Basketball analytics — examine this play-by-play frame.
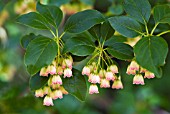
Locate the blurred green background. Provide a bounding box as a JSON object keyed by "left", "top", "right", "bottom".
{"left": 0, "top": 0, "right": 170, "bottom": 114}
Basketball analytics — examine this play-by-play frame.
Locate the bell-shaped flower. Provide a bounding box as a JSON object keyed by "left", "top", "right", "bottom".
{"left": 64, "top": 68, "right": 72, "bottom": 78}
{"left": 51, "top": 90, "right": 63, "bottom": 100}
{"left": 129, "top": 60, "right": 139, "bottom": 71}
{"left": 112, "top": 77, "right": 123, "bottom": 89}
{"left": 100, "top": 79, "right": 110, "bottom": 88}
{"left": 126, "top": 65, "right": 136, "bottom": 75}
{"left": 133, "top": 74, "right": 145, "bottom": 85}
{"left": 89, "top": 84, "right": 99, "bottom": 94}
{"left": 43, "top": 96, "right": 54, "bottom": 106}
{"left": 35, "top": 88, "right": 44, "bottom": 97}
{"left": 49, "top": 65, "right": 56, "bottom": 75}
{"left": 105, "top": 71, "right": 115, "bottom": 81}
{"left": 52, "top": 75, "right": 62, "bottom": 85}
{"left": 109, "top": 65, "right": 118, "bottom": 74}
{"left": 88, "top": 73, "right": 100, "bottom": 84}
{"left": 144, "top": 71, "right": 155, "bottom": 79}
{"left": 40, "top": 67, "right": 48, "bottom": 76}
{"left": 82, "top": 66, "right": 91, "bottom": 76}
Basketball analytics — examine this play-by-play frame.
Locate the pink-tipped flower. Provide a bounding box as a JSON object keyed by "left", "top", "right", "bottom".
{"left": 60, "top": 86, "right": 68, "bottom": 95}
{"left": 129, "top": 61, "right": 139, "bottom": 71}
{"left": 99, "top": 69, "right": 106, "bottom": 78}
{"left": 64, "top": 68, "right": 72, "bottom": 78}
{"left": 133, "top": 74, "right": 145, "bottom": 85}
{"left": 126, "top": 65, "right": 136, "bottom": 75}
{"left": 109, "top": 65, "right": 118, "bottom": 74}
{"left": 100, "top": 79, "right": 110, "bottom": 88}
{"left": 52, "top": 75, "right": 62, "bottom": 85}
{"left": 105, "top": 71, "right": 115, "bottom": 81}
{"left": 43, "top": 86, "right": 51, "bottom": 95}
{"left": 144, "top": 71, "right": 155, "bottom": 79}
{"left": 51, "top": 90, "right": 63, "bottom": 100}
{"left": 35, "top": 88, "right": 44, "bottom": 97}
{"left": 88, "top": 74, "right": 100, "bottom": 84}
{"left": 43, "top": 96, "right": 54, "bottom": 106}
{"left": 89, "top": 84, "right": 99, "bottom": 94}
{"left": 140, "top": 67, "right": 147, "bottom": 73}
{"left": 65, "top": 59, "right": 73, "bottom": 69}
{"left": 49, "top": 65, "right": 56, "bottom": 75}
{"left": 82, "top": 66, "right": 91, "bottom": 76}
{"left": 40, "top": 67, "right": 48, "bottom": 76}
{"left": 112, "top": 77, "right": 123, "bottom": 89}
{"left": 57, "top": 66, "right": 63, "bottom": 75}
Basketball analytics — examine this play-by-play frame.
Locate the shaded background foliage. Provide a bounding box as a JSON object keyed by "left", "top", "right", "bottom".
{"left": 0, "top": 0, "right": 170, "bottom": 114}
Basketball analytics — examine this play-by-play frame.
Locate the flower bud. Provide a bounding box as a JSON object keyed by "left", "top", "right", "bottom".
{"left": 144, "top": 71, "right": 155, "bottom": 79}
{"left": 88, "top": 73, "right": 100, "bottom": 84}
{"left": 89, "top": 84, "right": 99, "bottom": 94}
{"left": 129, "top": 61, "right": 139, "bottom": 71}
{"left": 52, "top": 75, "right": 62, "bottom": 85}
{"left": 82, "top": 66, "right": 91, "bottom": 76}
{"left": 43, "top": 96, "right": 54, "bottom": 106}
{"left": 99, "top": 69, "right": 106, "bottom": 78}
{"left": 100, "top": 79, "right": 110, "bottom": 88}
{"left": 64, "top": 68, "right": 72, "bottom": 78}
{"left": 51, "top": 90, "right": 63, "bottom": 100}
{"left": 40, "top": 67, "right": 48, "bottom": 76}
{"left": 109, "top": 65, "right": 118, "bottom": 74}
{"left": 35, "top": 88, "right": 44, "bottom": 97}
{"left": 133, "top": 74, "right": 145, "bottom": 85}
{"left": 105, "top": 71, "right": 115, "bottom": 81}
{"left": 112, "top": 77, "right": 123, "bottom": 89}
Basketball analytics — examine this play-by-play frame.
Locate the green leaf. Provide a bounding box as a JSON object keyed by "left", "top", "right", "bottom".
{"left": 29, "top": 73, "right": 49, "bottom": 91}
{"left": 100, "top": 21, "right": 115, "bottom": 40}
{"left": 64, "top": 10, "right": 105, "bottom": 33}
{"left": 106, "top": 42, "right": 134, "bottom": 60}
{"left": 108, "top": 4, "right": 124, "bottom": 15}
{"left": 108, "top": 16, "right": 143, "bottom": 38}
{"left": 63, "top": 37, "right": 95, "bottom": 56}
{"left": 36, "top": 2, "right": 63, "bottom": 28}
{"left": 104, "top": 36, "right": 127, "bottom": 45}
{"left": 123, "top": 0, "right": 151, "bottom": 24}
{"left": 88, "top": 21, "right": 114, "bottom": 42}
{"left": 153, "top": 5, "right": 170, "bottom": 25}
{"left": 17, "top": 12, "right": 49, "bottom": 30}
{"left": 134, "top": 36, "right": 168, "bottom": 77}
{"left": 25, "top": 36, "right": 58, "bottom": 76}
{"left": 20, "top": 33, "right": 38, "bottom": 49}
{"left": 63, "top": 69, "right": 87, "bottom": 101}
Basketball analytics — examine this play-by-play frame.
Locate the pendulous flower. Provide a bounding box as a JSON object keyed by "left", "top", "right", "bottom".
{"left": 133, "top": 74, "right": 145, "bottom": 85}
{"left": 43, "top": 96, "right": 54, "bottom": 106}
{"left": 64, "top": 68, "right": 72, "bottom": 78}
{"left": 100, "top": 79, "right": 110, "bottom": 88}
{"left": 89, "top": 84, "right": 99, "bottom": 94}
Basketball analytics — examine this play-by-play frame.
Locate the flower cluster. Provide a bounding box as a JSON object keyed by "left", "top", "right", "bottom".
{"left": 82, "top": 62, "right": 123, "bottom": 94}
{"left": 35, "top": 56, "right": 73, "bottom": 106}
{"left": 126, "top": 60, "right": 155, "bottom": 85}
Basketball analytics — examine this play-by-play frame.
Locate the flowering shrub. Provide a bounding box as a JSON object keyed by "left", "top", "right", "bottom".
{"left": 17, "top": 0, "right": 170, "bottom": 106}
